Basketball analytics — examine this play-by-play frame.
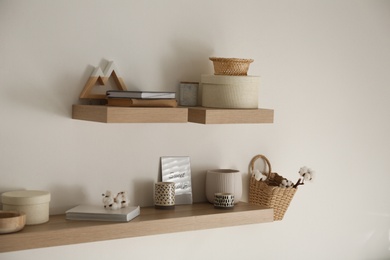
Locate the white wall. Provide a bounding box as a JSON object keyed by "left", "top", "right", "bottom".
{"left": 1, "top": 0, "right": 389, "bottom": 259}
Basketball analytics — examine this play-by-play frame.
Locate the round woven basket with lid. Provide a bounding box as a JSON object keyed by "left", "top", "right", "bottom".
{"left": 209, "top": 57, "right": 254, "bottom": 76}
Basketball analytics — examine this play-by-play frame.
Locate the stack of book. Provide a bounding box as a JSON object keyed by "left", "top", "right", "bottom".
{"left": 66, "top": 205, "right": 140, "bottom": 222}
{"left": 106, "top": 90, "right": 177, "bottom": 107}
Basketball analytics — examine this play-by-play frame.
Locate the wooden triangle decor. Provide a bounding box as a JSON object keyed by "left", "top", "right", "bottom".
{"left": 79, "top": 61, "right": 127, "bottom": 99}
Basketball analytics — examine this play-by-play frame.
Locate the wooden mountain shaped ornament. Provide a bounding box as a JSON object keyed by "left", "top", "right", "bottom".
{"left": 79, "top": 61, "right": 127, "bottom": 99}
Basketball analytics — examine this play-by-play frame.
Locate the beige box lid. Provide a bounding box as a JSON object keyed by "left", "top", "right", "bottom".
{"left": 1, "top": 190, "right": 51, "bottom": 205}
{"left": 201, "top": 74, "right": 260, "bottom": 85}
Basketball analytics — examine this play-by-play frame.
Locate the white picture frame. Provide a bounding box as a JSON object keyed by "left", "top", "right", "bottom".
{"left": 160, "top": 156, "right": 193, "bottom": 205}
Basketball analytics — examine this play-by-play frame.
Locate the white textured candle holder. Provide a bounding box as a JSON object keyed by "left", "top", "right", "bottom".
{"left": 205, "top": 169, "right": 242, "bottom": 204}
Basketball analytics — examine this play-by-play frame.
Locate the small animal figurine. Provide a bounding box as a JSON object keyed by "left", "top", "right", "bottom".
{"left": 102, "top": 190, "right": 130, "bottom": 210}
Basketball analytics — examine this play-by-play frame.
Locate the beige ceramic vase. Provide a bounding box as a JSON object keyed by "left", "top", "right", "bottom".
{"left": 205, "top": 169, "right": 242, "bottom": 204}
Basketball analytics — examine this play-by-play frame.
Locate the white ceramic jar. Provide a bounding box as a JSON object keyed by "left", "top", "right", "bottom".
{"left": 1, "top": 190, "right": 51, "bottom": 225}
{"left": 205, "top": 169, "right": 242, "bottom": 204}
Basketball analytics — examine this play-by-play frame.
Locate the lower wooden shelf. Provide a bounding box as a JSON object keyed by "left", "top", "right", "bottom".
{"left": 0, "top": 202, "right": 273, "bottom": 253}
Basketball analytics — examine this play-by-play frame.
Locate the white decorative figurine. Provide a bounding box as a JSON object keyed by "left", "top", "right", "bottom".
{"left": 102, "top": 190, "right": 130, "bottom": 210}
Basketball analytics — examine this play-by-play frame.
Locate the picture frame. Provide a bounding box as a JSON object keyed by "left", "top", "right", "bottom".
{"left": 160, "top": 156, "right": 193, "bottom": 205}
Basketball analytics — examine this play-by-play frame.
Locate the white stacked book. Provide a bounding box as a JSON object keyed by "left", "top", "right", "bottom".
{"left": 66, "top": 205, "right": 140, "bottom": 222}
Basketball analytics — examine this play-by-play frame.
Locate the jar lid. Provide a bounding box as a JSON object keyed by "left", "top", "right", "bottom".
{"left": 1, "top": 190, "right": 51, "bottom": 205}
{"left": 201, "top": 74, "right": 260, "bottom": 85}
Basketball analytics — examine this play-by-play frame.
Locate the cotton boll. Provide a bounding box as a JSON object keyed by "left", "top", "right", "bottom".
{"left": 280, "top": 179, "right": 288, "bottom": 187}
{"left": 102, "top": 190, "right": 131, "bottom": 210}
{"left": 102, "top": 190, "right": 114, "bottom": 208}
{"left": 254, "top": 169, "right": 263, "bottom": 181}
{"left": 116, "top": 191, "right": 130, "bottom": 208}
{"left": 110, "top": 202, "right": 122, "bottom": 210}
{"left": 280, "top": 179, "right": 294, "bottom": 188}
{"left": 299, "top": 166, "right": 315, "bottom": 183}
{"left": 299, "top": 166, "right": 309, "bottom": 176}
{"left": 305, "top": 170, "right": 315, "bottom": 182}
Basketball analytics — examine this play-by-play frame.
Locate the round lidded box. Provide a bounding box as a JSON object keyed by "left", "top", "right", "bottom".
{"left": 201, "top": 74, "right": 260, "bottom": 109}
{"left": 1, "top": 190, "right": 50, "bottom": 225}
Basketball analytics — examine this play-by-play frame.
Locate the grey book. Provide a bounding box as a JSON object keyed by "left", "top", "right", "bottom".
{"left": 66, "top": 205, "right": 140, "bottom": 222}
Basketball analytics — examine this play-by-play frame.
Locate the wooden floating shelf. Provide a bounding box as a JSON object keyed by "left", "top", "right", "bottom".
{"left": 187, "top": 107, "right": 274, "bottom": 124}
{"left": 72, "top": 105, "right": 274, "bottom": 124}
{"left": 0, "top": 202, "right": 273, "bottom": 253}
{"left": 72, "top": 105, "right": 188, "bottom": 123}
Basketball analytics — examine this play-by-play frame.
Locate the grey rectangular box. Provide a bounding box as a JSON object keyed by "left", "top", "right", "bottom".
{"left": 179, "top": 82, "right": 199, "bottom": 107}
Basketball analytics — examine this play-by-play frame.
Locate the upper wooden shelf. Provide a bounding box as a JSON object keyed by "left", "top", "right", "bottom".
{"left": 72, "top": 105, "right": 274, "bottom": 124}
{"left": 0, "top": 202, "right": 273, "bottom": 253}
{"left": 72, "top": 105, "right": 188, "bottom": 123}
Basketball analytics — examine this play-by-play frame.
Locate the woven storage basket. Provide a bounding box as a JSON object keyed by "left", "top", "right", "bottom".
{"left": 248, "top": 155, "right": 297, "bottom": 220}
{"left": 209, "top": 57, "right": 254, "bottom": 76}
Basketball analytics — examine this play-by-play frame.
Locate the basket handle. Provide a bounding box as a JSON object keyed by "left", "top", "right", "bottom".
{"left": 249, "top": 154, "right": 272, "bottom": 178}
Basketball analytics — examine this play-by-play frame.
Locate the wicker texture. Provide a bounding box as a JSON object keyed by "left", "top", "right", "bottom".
{"left": 248, "top": 155, "right": 297, "bottom": 221}
{"left": 209, "top": 57, "right": 254, "bottom": 76}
